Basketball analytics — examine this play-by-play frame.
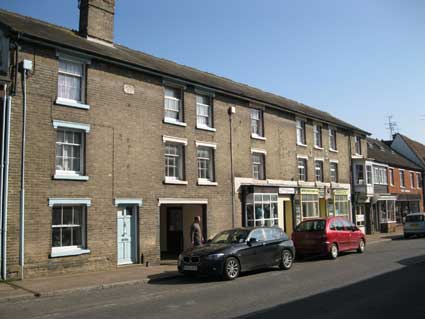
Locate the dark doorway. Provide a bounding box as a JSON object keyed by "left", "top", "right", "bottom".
{"left": 166, "top": 207, "right": 183, "bottom": 258}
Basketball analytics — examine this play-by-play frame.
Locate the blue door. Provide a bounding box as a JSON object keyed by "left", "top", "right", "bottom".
{"left": 117, "top": 206, "right": 137, "bottom": 265}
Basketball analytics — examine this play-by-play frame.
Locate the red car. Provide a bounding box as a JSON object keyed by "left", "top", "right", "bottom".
{"left": 292, "top": 217, "right": 366, "bottom": 259}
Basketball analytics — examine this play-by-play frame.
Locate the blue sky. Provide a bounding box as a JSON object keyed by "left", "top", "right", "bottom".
{"left": 1, "top": 0, "right": 424, "bottom": 142}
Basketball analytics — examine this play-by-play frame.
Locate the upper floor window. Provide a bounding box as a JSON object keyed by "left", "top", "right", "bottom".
{"left": 296, "top": 119, "right": 306, "bottom": 145}
{"left": 330, "top": 162, "right": 338, "bottom": 182}
{"left": 164, "top": 87, "right": 184, "bottom": 124}
{"left": 366, "top": 165, "right": 373, "bottom": 184}
{"left": 417, "top": 173, "right": 422, "bottom": 188}
{"left": 298, "top": 158, "right": 307, "bottom": 181}
{"left": 251, "top": 109, "right": 264, "bottom": 137}
{"left": 374, "top": 166, "right": 387, "bottom": 185}
{"left": 354, "top": 136, "right": 362, "bottom": 155}
{"left": 313, "top": 125, "right": 322, "bottom": 148}
{"left": 399, "top": 170, "right": 405, "bottom": 188}
{"left": 164, "top": 142, "right": 185, "bottom": 181}
{"left": 355, "top": 164, "right": 364, "bottom": 184}
{"left": 329, "top": 128, "right": 337, "bottom": 151}
{"left": 389, "top": 168, "right": 394, "bottom": 185}
{"left": 252, "top": 152, "right": 266, "bottom": 180}
{"left": 56, "top": 129, "right": 84, "bottom": 177}
{"left": 410, "top": 172, "right": 415, "bottom": 188}
{"left": 196, "top": 95, "right": 213, "bottom": 129}
{"left": 197, "top": 146, "right": 214, "bottom": 182}
{"left": 58, "top": 59, "right": 85, "bottom": 103}
{"left": 315, "top": 160, "right": 324, "bottom": 182}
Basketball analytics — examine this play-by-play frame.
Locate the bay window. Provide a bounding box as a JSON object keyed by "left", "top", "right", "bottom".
{"left": 245, "top": 193, "right": 278, "bottom": 227}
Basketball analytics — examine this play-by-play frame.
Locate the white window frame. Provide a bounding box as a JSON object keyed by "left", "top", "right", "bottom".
{"left": 164, "top": 139, "right": 187, "bottom": 184}
{"left": 313, "top": 124, "right": 323, "bottom": 149}
{"left": 366, "top": 165, "right": 372, "bottom": 185}
{"left": 197, "top": 144, "right": 216, "bottom": 185}
{"left": 330, "top": 161, "right": 338, "bottom": 183}
{"left": 314, "top": 160, "right": 324, "bottom": 182}
{"left": 245, "top": 193, "right": 279, "bottom": 227}
{"left": 196, "top": 94, "right": 215, "bottom": 131}
{"left": 356, "top": 164, "right": 365, "bottom": 185}
{"left": 389, "top": 168, "right": 394, "bottom": 186}
{"left": 410, "top": 171, "right": 415, "bottom": 188}
{"left": 55, "top": 53, "right": 90, "bottom": 110}
{"left": 417, "top": 173, "right": 422, "bottom": 189}
{"left": 354, "top": 136, "right": 362, "bottom": 155}
{"left": 251, "top": 108, "right": 264, "bottom": 139}
{"left": 296, "top": 119, "right": 306, "bottom": 146}
{"left": 329, "top": 127, "right": 337, "bottom": 151}
{"left": 399, "top": 169, "right": 405, "bottom": 188}
{"left": 164, "top": 86, "right": 186, "bottom": 126}
{"left": 301, "top": 193, "right": 320, "bottom": 219}
{"left": 297, "top": 157, "right": 308, "bottom": 181}
{"left": 252, "top": 152, "right": 266, "bottom": 180}
{"left": 53, "top": 120, "right": 90, "bottom": 181}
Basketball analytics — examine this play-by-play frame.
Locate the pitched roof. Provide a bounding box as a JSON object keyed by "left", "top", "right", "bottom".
{"left": 0, "top": 9, "right": 369, "bottom": 135}
{"left": 367, "top": 138, "right": 422, "bottom": 170}
{"left": 397, "top": 134, "right": 425, "bottom": 166}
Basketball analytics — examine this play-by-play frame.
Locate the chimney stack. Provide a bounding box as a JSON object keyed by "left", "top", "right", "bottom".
{"left": 79, "top": 0, "right": 115, "bottom": 44}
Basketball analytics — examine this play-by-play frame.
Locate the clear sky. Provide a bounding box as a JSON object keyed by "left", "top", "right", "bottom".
{"left": 1, "top": 0, "right": 424, "bottom": 142}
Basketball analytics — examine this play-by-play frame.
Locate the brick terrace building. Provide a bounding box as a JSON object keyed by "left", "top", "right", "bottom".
{"left": 0, "top": 1, "right": 369, "bottom": 279}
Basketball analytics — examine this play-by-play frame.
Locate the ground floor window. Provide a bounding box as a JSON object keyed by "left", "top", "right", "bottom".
{"left": 334, "top": 195, "right": 350, "bottom": 217}
{"left": 52, "top": 205, "right": 86, "bottom": 250}
{"left": 245, "top": 193, "right": 278, "bottom": 227}
{"left": 396, "top": 201, "right": 420, "bottom": 223}
{"left": 295, "top": 190, "right": 320, "bottom": 224}
{"left": 378, "top": 200, "right": 396, "bottom": 223}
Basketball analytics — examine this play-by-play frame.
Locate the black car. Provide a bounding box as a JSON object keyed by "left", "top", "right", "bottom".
{"left": 178, "top": 227, "right": 295, "bottom": 280}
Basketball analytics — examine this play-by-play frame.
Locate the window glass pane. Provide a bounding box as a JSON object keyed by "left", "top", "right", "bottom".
{"left": 62, "top": 207, "right": 73, "bottom": 225}
{"left": 74, "top": 207, "right": 82, "bottom": 225}
{"left": 255, "top": 203, "right": 263, "bottom": 220}
{"left": 52, "top": 228, "right": 61, "bottom": 247}
{"left": 52, "top": 207, "right": 62, "bottom": 225}
{"left": 73, "top": 227, "right": 82, "bottom": 246}
{"left": 264, "top": 203, "right": 271, "bottom": 219}
{"left": 165, "top": 87, "right": 180, "bottom": 99}
{"left": 61, "top": 227, "right": 72, "bottom": 246}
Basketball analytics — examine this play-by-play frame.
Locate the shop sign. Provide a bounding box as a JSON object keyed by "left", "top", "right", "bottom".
{"left": 300, "top": 188, "right": 319, "bottom": 195}
{"left": 333, "top": 189, "right": 350, "bottom": 196}
{"left": 279, "top": 187, "right": 295, "bottom": 194}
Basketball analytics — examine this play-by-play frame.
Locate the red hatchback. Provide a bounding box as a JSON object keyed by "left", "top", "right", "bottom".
{"left": 292, "top": 217, "right": 366, "bottom": 259}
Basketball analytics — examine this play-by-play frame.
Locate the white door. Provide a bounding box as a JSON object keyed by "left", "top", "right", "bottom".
{"left": 117, "top": 206, "right": 137, "bottom": 265}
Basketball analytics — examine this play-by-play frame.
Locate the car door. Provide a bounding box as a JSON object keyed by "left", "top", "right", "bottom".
{"left": 341, "top": 218, "right": 357, "bottom": 250}
{"left": 335, "top": 218, "right": 349, "bottom": 251}
{"left": 244, "top": 228, "right": 267, "bottom": 270}
{"left": 262, "top": 228, "right": 282, "bottom": 266}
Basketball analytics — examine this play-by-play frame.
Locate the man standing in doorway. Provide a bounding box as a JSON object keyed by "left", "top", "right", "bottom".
{"left": 191, "top": 216, "right": 204, "bottom": 247}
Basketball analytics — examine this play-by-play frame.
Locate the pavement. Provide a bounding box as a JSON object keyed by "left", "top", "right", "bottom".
{"left": 0, "top": 229, "right": 403, "bottom": 304}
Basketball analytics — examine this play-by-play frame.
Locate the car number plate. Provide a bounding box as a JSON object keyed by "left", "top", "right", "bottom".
{"left": 183, "top": 265, "right": 198, "bottom": 271}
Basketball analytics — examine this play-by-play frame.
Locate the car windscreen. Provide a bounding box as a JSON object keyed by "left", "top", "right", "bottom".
{"left": 295, "top": 220, "right": 326, "bottom": 232}
{"left": 211, "top": 229, "right": 250, "bottom": 244}
{"left": 406, "top": 215, "right": 425, "bottom": 222}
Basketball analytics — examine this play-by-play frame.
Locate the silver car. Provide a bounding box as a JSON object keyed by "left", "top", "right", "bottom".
{"left": 404, "top": 213, "right": 425, "bottom": 238}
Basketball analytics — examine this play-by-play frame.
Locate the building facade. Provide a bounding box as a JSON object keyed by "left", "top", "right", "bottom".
{"left": 0, "top": 2, "right": 368, "bottom": 279}
{"left": 352, "top": 138, "right": 424, "bottom": 234}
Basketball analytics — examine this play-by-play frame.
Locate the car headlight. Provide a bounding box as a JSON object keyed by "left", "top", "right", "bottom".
{"left": 205, "top": 253, "right": 225, "bottom": 260}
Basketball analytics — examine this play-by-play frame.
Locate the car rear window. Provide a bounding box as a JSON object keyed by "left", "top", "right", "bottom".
{"left": 296, "top": 220, "right": 326, "bottom": 232}
{"left": 406, "top": 215, "right": 425, "bottom": 222}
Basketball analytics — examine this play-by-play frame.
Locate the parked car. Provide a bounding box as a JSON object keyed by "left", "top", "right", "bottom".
{"left": 178, "top": 227, "right": 295, "bottom": 280}
{"left": 404, "top": 213, "right": 425, "bottom": 238}
{"left": 292, "top": 217, "right": 366, "bottom": 259}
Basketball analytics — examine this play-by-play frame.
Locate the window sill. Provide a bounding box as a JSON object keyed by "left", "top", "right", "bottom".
{"left": 329, "top": 149, "right": 338, "bottom": 153}
{"left": 251, "top": 133, "right": 266, "bottom": 141}
{"left": 50, "top": 248, "right": 90, "bottom": 258}
{"left": 196, "top": 125, "right": 216, "bottom": 132}
{"left": 55, "top": 98, "right": 90, "bottom": 110}
{"left": 314, "top": 145, "right": 324, "bottom": 150}
{"left": 54, "top": 174, "right": 89, "bottom": 181}
{"left": 164, "top": 178, "right": 188, "bottom": 185}
{"left": 163, "top": 118, "right": 187, "bottom": 127}
{"left": 197, "top": 179, "right": 218, "bottom": 186}
{"left": 297, "top": 143, "right": 307, "bottom": 147}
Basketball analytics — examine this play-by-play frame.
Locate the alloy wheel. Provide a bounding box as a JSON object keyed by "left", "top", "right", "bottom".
{"left": 225, "top": 258, "right": 240, "bottom": 280}
{"left": 358, "top": 239, "right": 365, "bottom": 253}
{"left": 330, "top": 244, "right": 338, "bottom": 259}
{"left": 280, "top": 250, "right": 293, "bottom": 270}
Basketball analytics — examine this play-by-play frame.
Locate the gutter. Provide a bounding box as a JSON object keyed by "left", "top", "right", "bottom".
{"left": 17, "top": 34, "right": 370, "bottom": 136}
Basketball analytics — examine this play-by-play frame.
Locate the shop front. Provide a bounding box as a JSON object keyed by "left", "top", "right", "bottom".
{"left": 370, "top": 195, "right": 397, "bottom": 233}
{"left": 396, "top": 194, "right": 422, "bottom": 223}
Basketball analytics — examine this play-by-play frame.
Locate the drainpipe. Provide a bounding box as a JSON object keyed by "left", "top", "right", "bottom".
{"left": 228, "top": 106, "right": 236, "bottom": 228}
{"left": 1, "top": 94, "right": 11, "bottom": 280}
{"left": 19, "top": 60, "right": 32, "bottom": 280}
{"left": 0, "top": 85, "right": 6, "bottom": 277}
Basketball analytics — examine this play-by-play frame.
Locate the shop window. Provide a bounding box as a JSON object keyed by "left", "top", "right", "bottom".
{"left": 301, "top": 194, "right": 319, "bottom": 219}
{"left": 334, "top": 195, "right": 350, "bottom": 217}
{"left": 245, "top": 193, "right": 278, "bottom": 227}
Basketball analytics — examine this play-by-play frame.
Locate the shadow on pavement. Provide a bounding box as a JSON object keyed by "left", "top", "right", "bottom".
{"left": 232, "top": 257, "right": 425, "bottom": 319}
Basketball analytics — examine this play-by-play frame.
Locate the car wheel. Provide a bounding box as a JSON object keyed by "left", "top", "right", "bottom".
{"left": 329, "top": 243, "right": 338, "bottom": 259}
{"left": 357, "top": 239, "right": 365, "bottom": 253}
{"left": 223, "top": 257, "right": 240, "bottom": 280}
{"left": 279, "top": 249, "right": 293, "bottom": 270}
